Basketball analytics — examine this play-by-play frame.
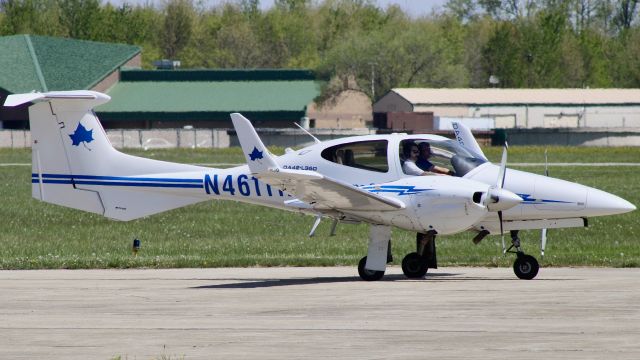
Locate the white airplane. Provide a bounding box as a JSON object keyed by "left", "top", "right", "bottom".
{"left": 4, "top": 90, "right": 636, "bottom": 281}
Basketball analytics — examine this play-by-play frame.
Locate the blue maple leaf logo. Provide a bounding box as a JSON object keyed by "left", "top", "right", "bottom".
{"left": 69, "top": 123, "right": 94, "bottom": 147}
{"left": 249, "top": 146, "right": 263, "bottom": 161}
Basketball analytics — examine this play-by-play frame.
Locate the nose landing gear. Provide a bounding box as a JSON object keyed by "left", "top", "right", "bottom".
{"left": 507, "top": 230, "right": 540, "bottom": 280}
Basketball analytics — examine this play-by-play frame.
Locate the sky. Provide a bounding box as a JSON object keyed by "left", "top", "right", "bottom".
{"left": 107, "top": 0, "right": 449, "bottom": 18}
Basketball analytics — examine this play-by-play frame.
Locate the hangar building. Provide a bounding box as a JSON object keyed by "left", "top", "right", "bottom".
{"left": 374, "top": 88, "right": 640, "bottom": 129}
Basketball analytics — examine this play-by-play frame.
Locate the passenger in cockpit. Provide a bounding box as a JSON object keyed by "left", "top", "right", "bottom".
{"left": 416, "top": 142, "right": 454, "bottom": 175}
{"left": 402, "top": 143, "right": 424, "bottom": 176}
{"left": 402, "top": 142, "right": 454, "bottom": 176}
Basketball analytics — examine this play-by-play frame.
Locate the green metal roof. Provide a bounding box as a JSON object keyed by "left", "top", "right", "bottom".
{"left": 97, "top": 80, "right": 321, "bottom": 113}
{"left": 0, "top": 35, "right": 140, "bottom": 93}
{"left": 0, "top": 35, "right": 43, "bottom": 93}
{"left": 121, "top": 69, "right": 316, "bottom": 82}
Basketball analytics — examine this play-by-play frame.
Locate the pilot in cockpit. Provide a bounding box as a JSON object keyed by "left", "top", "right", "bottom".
{"left": 402, "top": 142, "right": 455, "bottom": 176}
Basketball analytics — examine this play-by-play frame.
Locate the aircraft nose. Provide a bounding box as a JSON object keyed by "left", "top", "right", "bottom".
{"left": 587, "top": 188, "right": 636, "bottom": 216}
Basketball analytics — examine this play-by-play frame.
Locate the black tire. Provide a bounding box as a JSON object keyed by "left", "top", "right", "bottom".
{"left": 358, "top": 256, "right": 385, "bottom": 281}
{"left": 401, "top": 252, "right": 428, "bottom": 278}
{"left": 513, "top": 254, "right": 539, "bottom": 280}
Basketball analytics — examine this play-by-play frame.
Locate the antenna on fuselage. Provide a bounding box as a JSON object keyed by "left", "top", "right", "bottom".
{"left": 294, "top": 122, "right": 321, "bottom": 145}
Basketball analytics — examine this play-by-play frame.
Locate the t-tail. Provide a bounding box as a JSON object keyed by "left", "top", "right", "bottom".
{"left": 451, "top": 121, "right": 488, "bottom": 161}
{"left": 3, "top": 91, "right": 209, "bottom": 221}
{"left": 230, "top": 113, "right": 279, "bottom": 173}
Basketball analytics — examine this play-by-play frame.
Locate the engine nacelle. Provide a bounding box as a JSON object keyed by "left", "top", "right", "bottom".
{"left": 411, "top": 180, "right": 489, "bottom": 234}
{"left": 368, "top": 176, "right": 492, "bottom": 235}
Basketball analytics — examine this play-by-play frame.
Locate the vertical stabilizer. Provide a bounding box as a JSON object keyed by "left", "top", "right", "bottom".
{"left": 4, "top": 91, "right": 209, "bottom": 220}
{"left": 451, "top": 121, "right": 488, "bottom": 161}
{"left": 230, "top": 113, "right": 279, "bottom": 173}
{"left": 28, "top": 92, "right": 113, "bottom": 215}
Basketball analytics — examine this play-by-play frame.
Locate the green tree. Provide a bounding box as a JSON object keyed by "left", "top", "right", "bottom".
{"left": 482, "top": 21, "right": 526, "bottom": 87}
{"left": 317, "top": 13, "right": 468, "bottom": 103}
{"left": 58, "top": 0, "right": 101, "bottom": 40}
{"left": 463, "top": 16, "right": 496, "bottom": 87}
{"left": 610, "top": 27, "right": 640, "bottom": 86}
{"left": 0, "top": 0, "right": 63, "bottom": 35}
{"left": 577, "top": 28, "right": 613, "bottom": 87}
{"left": 445, "top": 0, "right": 478, "bottom": 22}
{"left": 258, "top": 2, "right": 320, "bottom": 68}
{"left": 160, "top": 0, "right": 195, "bottom": 60}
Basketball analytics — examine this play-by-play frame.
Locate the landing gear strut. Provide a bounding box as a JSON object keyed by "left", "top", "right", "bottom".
{"left": 357, "top": 225, "right": 391, "bottom": 281}
{"left": 506, "top": 230, "right": 539, "bottom": 280}
{"left": 401, "top": 231, "right": 437, "bottom": 279}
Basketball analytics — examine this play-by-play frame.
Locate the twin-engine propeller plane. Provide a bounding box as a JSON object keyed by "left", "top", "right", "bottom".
{"left": 4, "top": 90, "right": 635, "bottom": 281}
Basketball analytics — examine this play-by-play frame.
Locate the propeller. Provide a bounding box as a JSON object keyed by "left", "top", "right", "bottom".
{"left": 499, "top": 210, "right": 506, "bottom": 254}
{"left": 483, "top": 143, "right": 521, "bottom": 212}
{"left": 481, "top": 142, "right": 521, "bottom": 254}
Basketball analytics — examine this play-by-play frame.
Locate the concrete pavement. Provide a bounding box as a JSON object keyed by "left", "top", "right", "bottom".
{"left": 1, "top": 267, "right": 639, "bottom": 359}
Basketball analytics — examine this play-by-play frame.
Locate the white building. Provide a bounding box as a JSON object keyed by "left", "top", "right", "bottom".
{"left": 374, "top": 88, "right": 640, "bottom": 128}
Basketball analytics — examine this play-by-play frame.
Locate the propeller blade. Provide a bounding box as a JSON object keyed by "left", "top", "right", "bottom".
{"left": 499, "top": 210, "right": 506, "bottom": 254}
{"left": 541, "top": 228, "right": 548, "bottom": 257}
{"left": 496, "top": 142, "right": 509, "bottom": 189}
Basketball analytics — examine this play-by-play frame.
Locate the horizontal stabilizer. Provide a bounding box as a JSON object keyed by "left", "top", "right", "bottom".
{"left": 4, "top": 91, "right": 109, "bottom": 107}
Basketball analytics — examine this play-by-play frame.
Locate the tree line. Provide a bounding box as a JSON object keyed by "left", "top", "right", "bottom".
{"left": 1, "top": 0, "right": 638, "bottom": 101}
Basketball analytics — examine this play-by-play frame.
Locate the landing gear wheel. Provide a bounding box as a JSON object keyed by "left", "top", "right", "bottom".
{"left": 513, "top": 254, "right": 539, "bottom": 280}
{"left": 401, "top": 252, "right": 428, "bottom": 278}
{"left": 358, "top": 256, "right": 385, "bottom": 281}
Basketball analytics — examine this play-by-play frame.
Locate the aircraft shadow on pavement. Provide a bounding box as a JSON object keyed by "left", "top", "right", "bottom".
{"left": 190, "top": 272, "right": 575, "bottom": 289}
{"left": 190, "top": 272, "right": 483, "bottom": 289}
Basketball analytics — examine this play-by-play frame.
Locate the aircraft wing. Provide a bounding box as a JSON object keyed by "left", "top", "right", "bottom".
{"left": 230, "top": 112, "right": 404, "bottom": 211}
{"left": 257, "top": 169, "right": 405, "bottom": 211}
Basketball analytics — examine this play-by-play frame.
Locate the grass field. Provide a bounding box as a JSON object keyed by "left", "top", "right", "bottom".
{"left": 0, "top": 146, "right": 638, "bottom": 270}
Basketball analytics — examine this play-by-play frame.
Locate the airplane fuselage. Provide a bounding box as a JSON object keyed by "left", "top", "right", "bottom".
{"left": 34, "top": 131, "right": 631, "bottom": 235}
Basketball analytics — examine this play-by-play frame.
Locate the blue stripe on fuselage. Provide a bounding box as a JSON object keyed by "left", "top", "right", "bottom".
{"left": 517, "top": 193, "right": 572, "bottom": 205}
{"left": 31, "top": 173, "right": 203, "bottom": 189}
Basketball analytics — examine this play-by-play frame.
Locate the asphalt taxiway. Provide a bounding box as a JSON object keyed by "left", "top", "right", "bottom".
{"left": 1, "top": 267, "right": 639, "bottom": 359}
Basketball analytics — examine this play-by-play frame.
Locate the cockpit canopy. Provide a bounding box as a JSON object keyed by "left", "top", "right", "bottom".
{"left": 321, "top": 140, "right": 389, "bottom": 173}
{"left": 319, "top": 137, "right": 486, "bottom": 177}
{"left": 399, "top": 138, "right": 486, "bottom": 177}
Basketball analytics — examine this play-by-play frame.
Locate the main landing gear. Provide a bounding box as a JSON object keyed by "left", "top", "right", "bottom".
{"left": 357, "top": 225, "right": 393, "bottom": 281}
{"left": 357, "top": 227, "right": 438, "bottom": 281}
{"left": 401, "top": 231, "right": 437, "bottom": 279}
{"left": 506, "top": 230, "right": 539, "bottom": 280}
